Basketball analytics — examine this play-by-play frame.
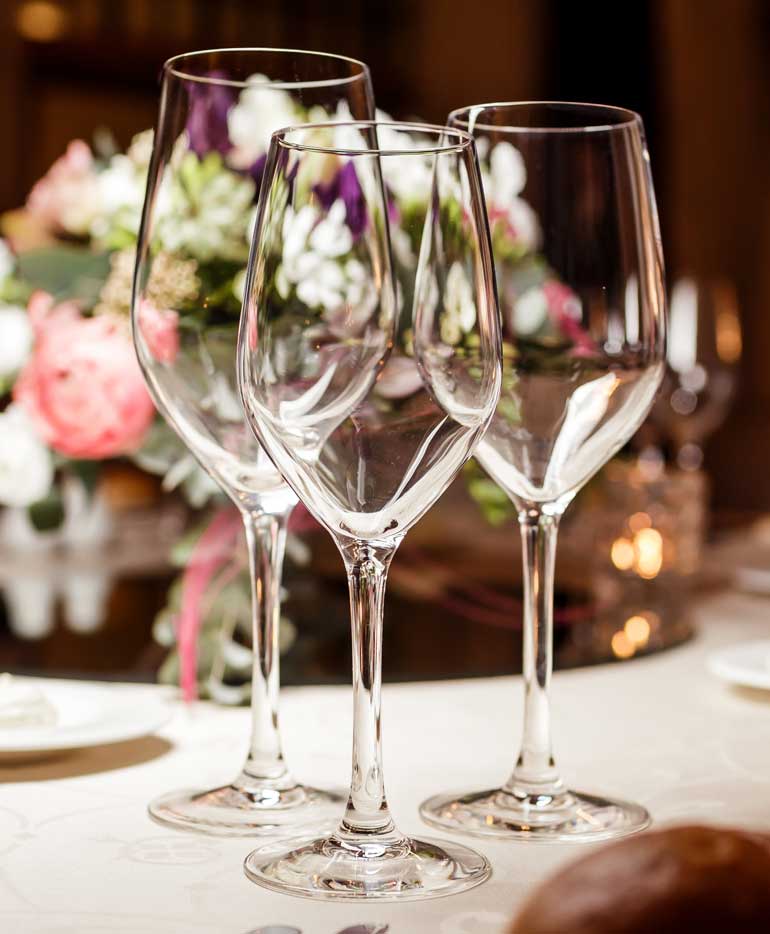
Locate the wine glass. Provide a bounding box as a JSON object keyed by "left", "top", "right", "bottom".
{"left": 651, "top": 277, "right": 741, "bottom": 470}
{"left": 131, "top": 48, "right": 374, "bottom": 835}
{"left": 419, "top": 102, "right": 667, "bottom": 842}
{"left": 237, "top": 121, "right": 501, "bottom": 899}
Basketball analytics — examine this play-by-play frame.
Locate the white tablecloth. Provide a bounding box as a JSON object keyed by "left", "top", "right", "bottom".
{"left": 1, "top": 591, "right": 769, "bottom": 934}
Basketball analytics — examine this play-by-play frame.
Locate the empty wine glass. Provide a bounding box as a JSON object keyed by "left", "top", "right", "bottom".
{"left": 131, "top": 48, "right": 374, "bottom": 835}
{"left": 651, "top": 277, "right": 741, "bottom": 470}
{"left": 419, "top": 102, "right": 666, "bottom": 842}
{"left": 237, "top": 121, "right": 501, "bottom": 898}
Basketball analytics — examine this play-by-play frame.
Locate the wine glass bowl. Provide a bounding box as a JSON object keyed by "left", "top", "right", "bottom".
{"left": 420, "top": 102, "right": 666, "bottom": 842}
{"left": 134, "top": 48, "right": 375, "bottom": 511}
{"left": 131, "top": 48, "right": 374, "bottom": 835}
{"left": 467, "top": 102, "right": 666, "bottom": 509}
{"left": 651, "top": 277, "right": 741, "bottom": 471}
{"left": 241, "top": 122, "right": 500, "bottom": 544}
{"left": 237, "top": 121, "right": 500, "bottom": 899}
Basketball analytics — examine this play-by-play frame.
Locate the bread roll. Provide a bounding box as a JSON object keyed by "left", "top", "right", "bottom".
{"left": 511, "top": 825, "right": 770, "bottom": 933}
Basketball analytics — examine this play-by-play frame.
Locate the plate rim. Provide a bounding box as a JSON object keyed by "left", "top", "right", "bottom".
{"left": 707, "top": 639, "right": 770, "bottom": 691}
{"left": 0, "top": 681, "right": 173, "bottom": 753}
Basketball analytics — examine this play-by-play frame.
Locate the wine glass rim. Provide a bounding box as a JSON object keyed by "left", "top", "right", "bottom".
{"left": 164, "top": 47, "right": 370, "bottom": 90}
{"left": 448, "top": 100, "right": 643, "bottom": 134}
{"left": 273, "top": 120, "right": 474, "bottom": 156}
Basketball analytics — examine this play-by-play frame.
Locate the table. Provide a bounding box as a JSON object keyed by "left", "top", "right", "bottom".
{"left": 1, "top": 590, "right": 769, "bottom": 933}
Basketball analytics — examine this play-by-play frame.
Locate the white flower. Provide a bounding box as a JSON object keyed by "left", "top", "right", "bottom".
{"left": 90, "top": 136, "right": 154, "bottom": 244}
{"left": 156, "top": 161, "right": 255, "bottom": 263}
{"left": 441, "top": 262, "right": 477, "bottom": 344}
{"left": 275, "top": 200, "right": 378, "bottom": 336}
{"left": 0, "top": 305, "right": 33, "bottom": 381}
{"left": 309, "top": 200, "right": 353, "bottom": 257}
{"left": 489, "top": 141, "right": 526, "bottom": 201}
{"left": 383, "top": 151, "right": 430, "bottom": 204}
{"left": 512, "top": 286, "right": 549, "bottom": 335}
{"left": 98, "top": 156, "right": 144, "bottom": 217}
{"left": 91, "top": 154, "right": 145, "bottom": 240}
{"left": 227, "top": 75, "right": 301, "bottom": 169}
{"left": 297, "top": 260, "right": 346, "bottom": 309}
{"left": 283, "top": 204, "right": 318, "bottom": 264}
{"left": 507, "top": 198, "right": 540, "bottom": 252}
{"left": 247, "top": 204, "right": 259, "bottom": 242}
{"left": 0, "top": 239, "right": 14, "bottom": 284}
{"left": 232, "top": 267, "right": 247, "bottom": 303}
{"left": 331, "top": 101, "right": 371, "bottom": 152}
{"left": 278, "top": 201, "right": 357, "bottom": 310}
{"left": 126, "top": 129, "right": 154, "bottom": 168}
{"left": 482, "top": 141, "right": 540, "bottom": 252}
{"left": 354, "top": 111, "right": 432, "bottom": 205}
{"left": 0, "top": 405, "right": 54, "bottom": 507}
{"left": 391, "top": 227, "right": 416, "bottom": 269}
{"left": 383, "top": 144, "right": 432, "bottom": 206}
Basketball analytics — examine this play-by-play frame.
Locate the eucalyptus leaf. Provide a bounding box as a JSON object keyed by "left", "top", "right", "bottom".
{"left": 0, "top": 277, "right": 32, "bottom": 305}
{"left": 28, "top": 489, "right": 66, "bottom": 532}
{"left": 157, "top": 652, "right": 179, "bottom": 687}
{"left": 168, "top": 518, "right": 211, "bottom": 567}
{"left": 132, "top": 419, "right": 189, "bottom": 474}
{"left": 67, "top": 460, "right": 100, "bottom": 497}
{"left": 17, "top": 248, "right": 112, "bottom": 307}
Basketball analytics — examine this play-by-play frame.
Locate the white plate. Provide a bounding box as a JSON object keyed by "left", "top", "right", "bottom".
{"left": 0, "top": 679, "right": 172, "bottom": 758}
{"left": 734, "top": 563, "right": 770, "bottom": 596}
{"left": 707, "top": 640, "right": 770, "bottom": 691}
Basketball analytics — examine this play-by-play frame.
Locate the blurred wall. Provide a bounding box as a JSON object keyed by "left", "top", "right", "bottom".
{"left": 652, "top": 0, "right": 770, "bottom": 511}
{"left": 1, "top": 0, "right": 768, "bottom": 512}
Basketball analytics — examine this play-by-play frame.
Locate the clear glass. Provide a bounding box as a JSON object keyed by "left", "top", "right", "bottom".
{"left": 237, "top": 121, "right": 501, "bottom": 899}
{"left": 132, "top": 48, "right": 375, "bottom": 835}
{"left": 651, "top": 277, "right": 741, "bottom": 471}
{"left": 419, "top": 102, "right": 666, "bottom": 842}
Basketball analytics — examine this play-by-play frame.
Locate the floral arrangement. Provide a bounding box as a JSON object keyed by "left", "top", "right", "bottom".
{"left": 0, "top": 130, "right": 216, "bottom": 518}
{"left": 1, "top": 83, "right": 477, "bottom": 696}
{"left": 0, "top": 82, "right": 593, "bottom": 692}
{"left": 0, "top": 79, "right": 337, "bottom": 697}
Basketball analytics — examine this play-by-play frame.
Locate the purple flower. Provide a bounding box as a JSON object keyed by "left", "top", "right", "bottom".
{"left": 248, "top": 153, "right": 267, "bottom": 192}
{"left": 314, "top": 161, "right": 367, "bottom": 237}
{"left": 185, "top": 71, "right": 235, "bottom": 158}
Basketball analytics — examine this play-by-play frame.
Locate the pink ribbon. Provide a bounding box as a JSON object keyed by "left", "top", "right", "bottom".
{"left": 176, "top": 506, "right": 242, "bottom": 701}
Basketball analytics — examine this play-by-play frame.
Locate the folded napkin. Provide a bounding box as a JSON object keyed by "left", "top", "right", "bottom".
{"left": 0, "top": 674, "right": 58, "bottom": 728}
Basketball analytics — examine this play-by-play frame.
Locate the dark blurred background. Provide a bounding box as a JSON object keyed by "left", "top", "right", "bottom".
{"left": 1, "top": 0, "right": 767, "bottom": 512}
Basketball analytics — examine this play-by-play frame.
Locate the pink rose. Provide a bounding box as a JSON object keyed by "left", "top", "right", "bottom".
{"left": 26, "top": 141, "right": 101, "bottom": 237}
{"left": 542, "top": 280, "right": 596, "bottom": 357}
{"left": 14, "top": 292, "right": 155, "bottom": 459}
{"left": 138, "top": 299, "right": 180, "bottom": 364}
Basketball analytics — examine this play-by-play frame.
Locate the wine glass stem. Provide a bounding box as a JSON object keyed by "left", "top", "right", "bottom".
{"left": 505, "top": 507, "right": 564, "bottom": 799}
{"left": 238, "top": 507, "right": 294, "bottom": 789}
{"left": 337, "top": 539, "right": 401, "bottom": 841}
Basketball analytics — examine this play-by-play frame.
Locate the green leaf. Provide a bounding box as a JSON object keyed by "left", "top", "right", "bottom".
{"left": 67, "top": 461, "right": 101, "bottom": 497}
{"left": 16, "top": 247, "right": 112, "bottom": 308}
{"left": 0, "top": 276, "right": 32, "bottom": 306}
{"left": 464, "top": 459, "right": 516, "bottom": 527}
{"left": 169, "top": 518, "right": 212, "bottom": 567}
{"left": 28, "top": 488, "right": 65, "bottom": 532}
{"left": 101, "top": 227, "right": 137, "bottom": 252}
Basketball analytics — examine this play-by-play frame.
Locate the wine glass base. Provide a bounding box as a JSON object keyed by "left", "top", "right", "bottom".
{"left": 148, "top": 782, "right": 345, "bottom": 837}
{"left": 243, "top": 833, "right": 491, "bottom": 901}
{"left": 420, "top": 787, "right": 650, "bottom": 843}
